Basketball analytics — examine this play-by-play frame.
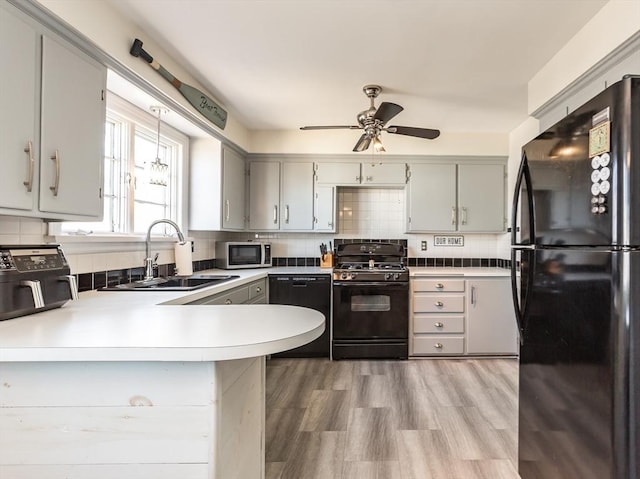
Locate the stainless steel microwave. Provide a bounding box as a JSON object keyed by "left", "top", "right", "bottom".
{"left": 216, "top": 242, "right": 272, "bottom": 269}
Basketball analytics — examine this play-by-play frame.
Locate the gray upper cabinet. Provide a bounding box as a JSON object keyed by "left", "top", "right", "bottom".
{"left": 315, "top": 162, "right": 361, "bottom": 185}
{"left": 248, "top": 161, "right": 315, "bottom": 231}
{"left": 0, "top": 2, "right": 106, "bottom": 219}
{"left": 281, "top": 162, "right": 314, "bottom": 230}
{"left": 249, "top": 162, "right": 281, "bottom": 231}
{"left": 457, "top": 164, "right": 505, "bottom": 232}
{"left": 315, "top": 161, "right": 406, "bottom": 186}
{"left": 313, "top": 185, "right": 335, "bottom": 232}
{"left": 190, "top": 142, "right": 246, "bottom": 231}
{"left": 361, "top": 162, "right": 406, "bottom": 185}
{"left": 407, "top": 164, "right": 457, "bottom": 232}
{"left": 406, "top": 162, "right": 506, "bottom": 233}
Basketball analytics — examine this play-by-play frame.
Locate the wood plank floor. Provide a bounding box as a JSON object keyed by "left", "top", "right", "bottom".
{"left": 265, "top": 358, "right": 520, "bottom": 479}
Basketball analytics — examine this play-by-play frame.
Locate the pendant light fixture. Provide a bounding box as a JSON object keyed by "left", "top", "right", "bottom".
{"left": 149, "top": 106, "right": 169, "bottom": 186}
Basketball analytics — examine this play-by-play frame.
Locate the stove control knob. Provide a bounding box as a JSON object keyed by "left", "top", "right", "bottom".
{"left": 340, "top": 272, "right": 348, "bottom": 280}
{"left": 394, "top": 273, "right": 401, "bottom": 280}
{"left": 385, "top": 273, "right": 392, "bottom": 280}
{"left": 350, "top": 272, "right": 357, "bottom": 279}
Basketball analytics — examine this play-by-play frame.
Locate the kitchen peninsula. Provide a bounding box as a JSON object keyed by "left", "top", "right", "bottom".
{"left": 0, "top": 274, "right": 324, "bottom": 479}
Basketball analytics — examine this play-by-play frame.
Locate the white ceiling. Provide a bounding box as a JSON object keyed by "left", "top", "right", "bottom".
{"left": 106, "top": 0, "right": 608, "bottom": 136}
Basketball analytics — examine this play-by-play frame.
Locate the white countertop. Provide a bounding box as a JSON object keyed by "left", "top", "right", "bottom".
{"left": 409, "top": 267, "right": 510, "bottom": 277}
{"left": 0, "top": 268, "right": 324, "bottom": 363}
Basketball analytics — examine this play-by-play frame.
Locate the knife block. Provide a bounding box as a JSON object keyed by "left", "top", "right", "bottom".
{"left": 320, "top": 253, "right": 334, "bottom": 268}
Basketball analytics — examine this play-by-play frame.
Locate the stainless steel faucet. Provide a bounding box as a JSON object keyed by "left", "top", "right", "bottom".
{"left": 144, "top": 219, "right": 186, "bottom": 281}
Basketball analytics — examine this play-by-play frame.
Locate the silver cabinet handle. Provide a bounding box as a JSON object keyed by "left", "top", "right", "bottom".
{"left": 451, "top": 206, "right": 456, "bottom": 225}
{"left": 436, "top": 283, "right": 444, "bottom": 289}
{"left": 435, "top": 301, "right": 444, "bottom": 307}
{"left": 23, "top": 141, "right": 34, "bottom": 192}
{"left": 355, "top": 176, "right": 361, "bottom": 182}
{"left": 59, "top": 275, "right": 79, "bottom": 300}
{"left": 256, "top": 286, "right": 262, "bottom": 293}
{"left": 20, "top": 280, "right": 45, "bottom": 308}
{"left": 434, "top": 342, "right": 443, "bottom": 349}
{"left": 225, "top": 199, "right": 230, "bottom": 222}
{"left": 471, "top": 285, "right": 477, "bottom": 305}
{"left": 434, "top": 322, "right": 444, "bottom": 328}
{"left": 50, "top": 150, "right": 60, "bottom": 196}
{"left": 225, "top": 298, "right": 232, "bottom": 305}
{"left": 461, "top": 206, "right": 468, "bottom": 225}
{"left": 285, "top": 205, "right": 290, "bottom": 224}
{"left": 366, "top": 175, "right": 373, "bottom": 182}
{"left": 273, "top": 205, "right": 278, "bottom": 224}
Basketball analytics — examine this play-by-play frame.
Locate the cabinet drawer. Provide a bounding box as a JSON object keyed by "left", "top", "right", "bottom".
{"left": 198, "top": 286, "right": 249, "bottom": 305}
{"left": 414, "top": 315, "right": 464, "bottom": 334}
{"left": 412, "top": 279, "right": 465, "bottom": 292}
{"left": 248, "top": 278, "right": 267, "bottom": 300}
{"left": 414, "top": 294, "right": 465, "bottom": 313}
{"left": 412, "top": 336, "right": 464, "bottom": 355}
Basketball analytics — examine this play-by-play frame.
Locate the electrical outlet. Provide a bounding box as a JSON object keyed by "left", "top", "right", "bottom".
{"left": 420, "top": 240, "right": 427, "bottom": 251}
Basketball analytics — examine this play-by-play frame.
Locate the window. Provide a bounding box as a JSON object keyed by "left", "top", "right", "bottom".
{"left": 63, "top": 94, "right": 188, "bottom": 235}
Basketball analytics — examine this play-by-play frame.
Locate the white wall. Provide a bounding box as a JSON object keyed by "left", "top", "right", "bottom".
{"left": 35, "top": 0, "right": 251, "bottom": 151}
{"left": 528, "top": 0, "right": 640, "bottom": 114}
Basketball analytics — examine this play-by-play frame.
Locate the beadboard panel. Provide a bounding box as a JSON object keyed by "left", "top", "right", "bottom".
{"left": 0, "top": 361, "right": 215, "bottom": 406}
{"left": 0, "top": 464, "right": 209, "bottom": 479}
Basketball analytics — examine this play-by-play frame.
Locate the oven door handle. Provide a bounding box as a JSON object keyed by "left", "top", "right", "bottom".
{"left": 333, "top": 281, "right": 409, "bottom": 288}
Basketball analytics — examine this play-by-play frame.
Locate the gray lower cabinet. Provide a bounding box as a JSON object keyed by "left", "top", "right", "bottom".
{"left": 410, "top": 276, "right": 517, "bottom": 356}
{"left": 187, "top": 278, "right": 267, "bottom": 305}
{"left": 466, "top": 277, "right": 518, "bottom": 355}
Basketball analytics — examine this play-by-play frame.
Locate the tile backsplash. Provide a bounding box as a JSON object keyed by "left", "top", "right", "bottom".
{"left": 1, "top": 185, "right": 510, "bottom": 289}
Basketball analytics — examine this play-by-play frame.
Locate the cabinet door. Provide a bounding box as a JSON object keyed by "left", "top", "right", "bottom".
{"left": 315, "top": 162, "right": 361, "bottom": 185}
{"left": 406, "top": 163, "right": 457, "bottom": 232}
{"left": 222, "top": 147, "right": 246, "bottom": 230}
{"left": 457, "top": 164, "right": 505, "bottom": 232}
{"left": 314, "top": 185, "right": 335, "bottom": 232}
{"left": 39, "top": 35, "right": 106, "bottom": 217}
{"left": 361, "top": 162, "right": 406, "bottom": 185}
{"left": 0, "top": 4, "right": 39, "bottom": 212}
{"left": 249, "top": 162, "right": 280, "bottom": 230}
{"left": 466, "top": 278, "right": 518, "bottom": 354}
{"left": 281, "top": 162, "right": 313, "bottom": 230}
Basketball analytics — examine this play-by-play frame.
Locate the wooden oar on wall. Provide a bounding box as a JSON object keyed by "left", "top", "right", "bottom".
{"left": 129, "top": 38, "right": 227, "bottom": 130}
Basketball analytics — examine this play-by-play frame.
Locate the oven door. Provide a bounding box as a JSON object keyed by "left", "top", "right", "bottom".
{"left": 332, "top": 281, "right": 409, "bottom": 340}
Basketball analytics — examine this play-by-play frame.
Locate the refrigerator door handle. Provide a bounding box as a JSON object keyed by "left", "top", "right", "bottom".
{"left": 511, "top": 151, "right": 535, "bottom": 246}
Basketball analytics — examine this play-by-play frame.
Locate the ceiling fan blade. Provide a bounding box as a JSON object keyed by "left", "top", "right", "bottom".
{"left": 373, "top": 102, "right": 403, "bottom": 124}
{"left": 300, "top": 125, "right": 361, "bottom": 130}
{"left": 353, "top": 134, "right": 372, "bottom": 152}
{"left": 387, "top": 125, "right": 440, "bottom": 139}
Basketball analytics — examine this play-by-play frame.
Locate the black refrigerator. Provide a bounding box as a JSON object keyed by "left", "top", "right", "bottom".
{"left": 511, "top": 75, "right": 639, "bottom": 479}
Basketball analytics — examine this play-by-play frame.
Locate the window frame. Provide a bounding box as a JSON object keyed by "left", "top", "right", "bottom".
{"left": 58, "top": 93, "right": 189, "bottom": 238}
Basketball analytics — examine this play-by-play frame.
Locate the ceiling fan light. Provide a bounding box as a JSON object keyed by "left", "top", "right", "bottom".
{"left": 373, "top": 136, "right": 385, "bottom": 152}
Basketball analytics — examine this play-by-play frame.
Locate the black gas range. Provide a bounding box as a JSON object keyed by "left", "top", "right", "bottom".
{"left": 332, "top": 242, "right": 409, "bottom": 359}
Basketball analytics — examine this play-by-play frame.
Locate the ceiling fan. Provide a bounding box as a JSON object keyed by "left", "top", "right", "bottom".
{"left": 300, "top": 84, "right": 440, "bottom": 152}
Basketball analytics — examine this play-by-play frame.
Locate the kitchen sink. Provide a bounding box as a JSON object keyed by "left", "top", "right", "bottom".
{"left": 99, "top": 274, "right": 240, "bottom": 292}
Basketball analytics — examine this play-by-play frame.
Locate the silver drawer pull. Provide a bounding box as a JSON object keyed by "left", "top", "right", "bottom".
{"left": 256, "top": 286, "right": 262, "bottom": 293}
{"left": 435, "top": 283, "right": 444, "bottom": 289}
{"left": 434, "top": 342, "right": 443, "bottom": 349}
{"left": 23, "top": 141, "right": 34, "bottom": 192}
{"left": 225, "top": 299, "right": 232, "bottom": 305}
{"left": 435, "top": 301, "right": 444, "bottom": 307}
{"left": 434, "top": 322, "right": 444, "bottom": 328}
{"left": 50, "top": 150, "right": 60, "bottom": 196}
